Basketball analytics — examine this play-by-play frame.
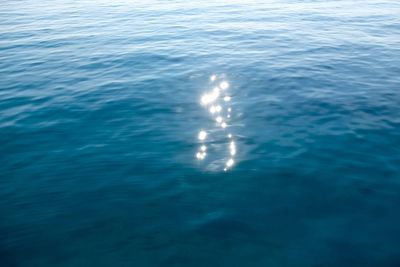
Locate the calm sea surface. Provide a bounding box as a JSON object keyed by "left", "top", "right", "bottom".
{"left": 1, "top": 0, "right": 400, "bottom": 266}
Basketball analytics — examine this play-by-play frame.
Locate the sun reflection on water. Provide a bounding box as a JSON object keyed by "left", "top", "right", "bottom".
{"left": 196, "top": 75, "right": 237, "bottom": 171}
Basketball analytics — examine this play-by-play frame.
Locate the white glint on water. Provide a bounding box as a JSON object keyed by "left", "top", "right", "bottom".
{"left": 220, "top": 81, "right": 229, "bottom": 90}
{"left": 201, "top": 91, "right": 219, "bottom": 105}
{"left": 229, "top": 141, "right": 236, "bottom": 156}
{"left": 196, "top": 75, "right": 237, "bottom": 171}
{"left": 226, "top": 158, "right": 234, "bottom": 168}
{"left": 209, "top": 105, "right": 216, "bottom": 114}
{"left": 198, "top": 130, "right": 207, "bottom": 140}
{"left": 196, "top": 151, "right": 206, "bottom": 160}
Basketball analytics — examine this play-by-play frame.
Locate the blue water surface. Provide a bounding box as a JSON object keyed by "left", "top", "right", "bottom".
{"left": 1, "top": 0, "right": 400, "bottom": 266}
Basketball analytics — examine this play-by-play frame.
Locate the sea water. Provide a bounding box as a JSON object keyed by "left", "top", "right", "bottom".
{"left": 1, "top": 0, "right": 400, "bottom": 266}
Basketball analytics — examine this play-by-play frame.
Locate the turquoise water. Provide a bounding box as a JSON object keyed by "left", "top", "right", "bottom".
{"left": 1, "top": 0, "right": 400, "bottom": 266}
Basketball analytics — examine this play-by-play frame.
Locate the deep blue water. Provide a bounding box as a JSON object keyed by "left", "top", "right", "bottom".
{"left": 1, "top": 0, "right": 400, "bottom": 266}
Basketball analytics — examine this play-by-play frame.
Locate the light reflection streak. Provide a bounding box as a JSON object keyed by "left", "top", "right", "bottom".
{"left": 198, "top": 130, "right": 207, "bottom": 141}
{"left": 220, "top": 81, "right": 229, "bottom": 90}
{"left": 196, "top": 74, "right": 237, "bottom": 171}
{"left": 224, "top": 96, "right": 231, "bottom": 102}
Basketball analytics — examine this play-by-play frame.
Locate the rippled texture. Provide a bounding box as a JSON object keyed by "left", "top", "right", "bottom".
{"left": 1, "top": 0, "right": 400, "bottom": 266}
